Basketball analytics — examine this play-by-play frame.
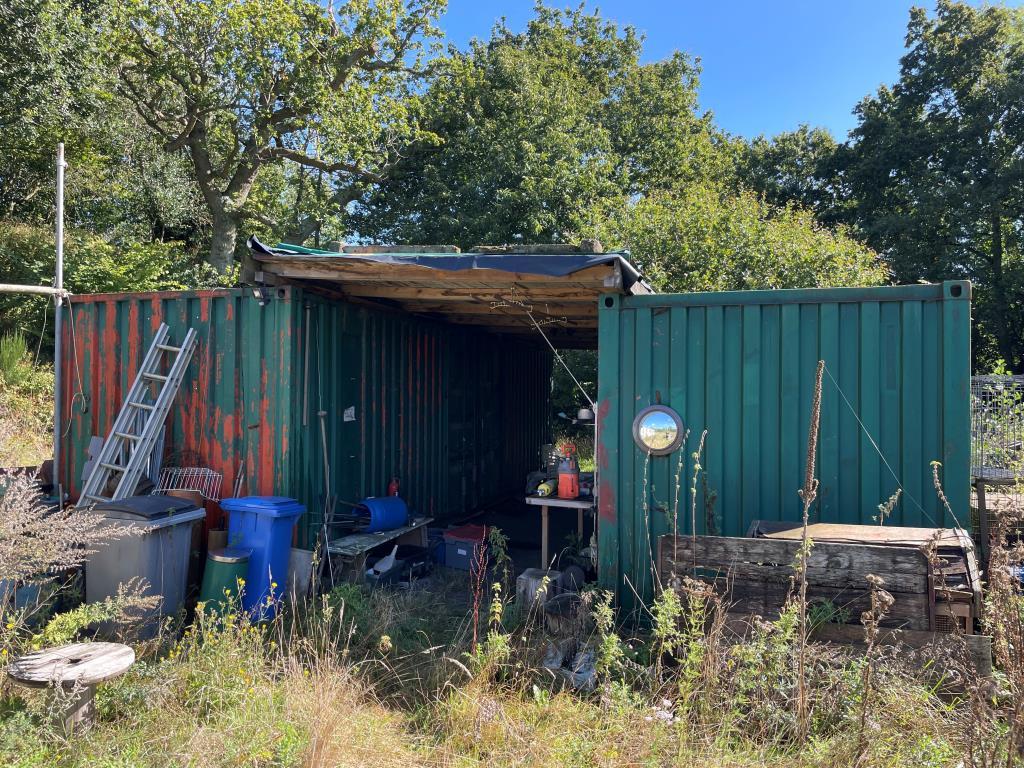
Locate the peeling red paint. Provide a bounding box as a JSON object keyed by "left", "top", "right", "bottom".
{"left": 596, "top": 398, "right": 616, "bottom": 524}
{"left": 258, "top": 360, "right": 274, "bottom": 495}
{"left": 61, "top": 288, "right": 553, "bottom": 539}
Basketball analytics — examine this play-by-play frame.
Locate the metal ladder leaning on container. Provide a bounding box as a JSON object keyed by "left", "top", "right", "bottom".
{"left": 79, "top": 323, "right": 198, "bottom": 504}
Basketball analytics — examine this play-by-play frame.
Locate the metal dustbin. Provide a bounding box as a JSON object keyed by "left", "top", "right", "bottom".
{"left": 86, "top": 496, "right": 204, "bottom": 635}
{"left": 198, "top": 547, "right": 251, "bottom": 610}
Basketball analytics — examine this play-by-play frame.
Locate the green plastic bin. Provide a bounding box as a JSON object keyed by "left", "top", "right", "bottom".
{"left": 199, "top": 547, "right": 251, "bottom": 610}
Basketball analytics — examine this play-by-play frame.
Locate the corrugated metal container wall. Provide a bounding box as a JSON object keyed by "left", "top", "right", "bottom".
{"left": 60, "top": 287, "right": 552, "bottom": 546}
{"left": 60, "top": 288, "right": 295, "bottom": 501}
{"left": 297, "top": 292, "right": 552, "bottom": 546}
{"left": 596, "top": 282, "right": 971, "bottom": 609}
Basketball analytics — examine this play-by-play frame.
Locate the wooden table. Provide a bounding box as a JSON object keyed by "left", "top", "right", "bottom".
{"left": 524, "top": 496, "right": 594, "bottom": 568}
{"left": 326, "top": 516, "right": 433, "bottom": 582}
{"left": 7, "top": 642, "right": 135, "bottom": 732}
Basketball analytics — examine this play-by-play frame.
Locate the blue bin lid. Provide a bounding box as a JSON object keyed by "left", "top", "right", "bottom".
{"left": 220, "top": 496, "right": 305, "bottom": 517}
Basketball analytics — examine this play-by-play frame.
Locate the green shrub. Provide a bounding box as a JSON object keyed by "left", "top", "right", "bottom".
{"left": 0, "top": 222, "right": 236, "bottom": 357}
{"left": 0, "top": 333, "right": 29, "bottom": 388}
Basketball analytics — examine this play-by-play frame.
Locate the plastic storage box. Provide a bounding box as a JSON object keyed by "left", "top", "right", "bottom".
{"left": 443, "top": 524, "right": 487, "bottom": 571}
{"left": 221, "top": 496, "right": 305, "bottom": 617}
{"left": 87, "top": 496, "right": 205, "bottom": 636}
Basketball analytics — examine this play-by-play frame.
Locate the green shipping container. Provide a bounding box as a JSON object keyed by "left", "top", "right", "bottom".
{"left": 59, "top": 286, "right": 552, "bottom": 546}
{"left": 596, "top": 281, "right": 972, "bottom": 608}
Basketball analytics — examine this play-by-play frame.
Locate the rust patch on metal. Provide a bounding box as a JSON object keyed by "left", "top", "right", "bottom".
{"left": 597, "top": 398, "right": 616, "bottom": 524}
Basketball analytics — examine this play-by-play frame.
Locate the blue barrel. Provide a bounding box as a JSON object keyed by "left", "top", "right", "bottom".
{"left": 221, "top": 496, "right": 305, "bottom": 617}
{"left": 358, "top": 496, "right": 408, "bottom": 532}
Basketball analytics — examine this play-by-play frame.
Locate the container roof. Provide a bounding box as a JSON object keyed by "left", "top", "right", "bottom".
{"left": 247, "top": 237, "right": 652, "bottom": 347}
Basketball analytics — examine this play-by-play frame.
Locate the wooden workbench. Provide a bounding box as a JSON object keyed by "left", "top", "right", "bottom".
{"left": 524, "top": 496, "right": 594, "bottom": 568}
{"left": 326, "top": 516, "right": 433, "bottom": 582}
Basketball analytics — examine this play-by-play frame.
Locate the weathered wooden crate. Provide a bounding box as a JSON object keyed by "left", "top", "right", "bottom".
{"left": 658, "top": 534, "right": 935, "bottom": 630}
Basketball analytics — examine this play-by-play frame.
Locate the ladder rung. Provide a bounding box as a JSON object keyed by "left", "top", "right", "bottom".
{"left": 83, "top": 493, "right": 110, "bottom": 503}
{"left": 142, "top": 372, "right": 169, "bottom": 382}
{"left": 157, "top": 344, "right": 181, "bottom": 353}
{"left": 114, "top": 431, "right": 139, "bottom": 441}
{"left": 128, "top": 401, "right": 155, "bottom": 411}
{"left": 100, "top": 462, "right": 127, "bottom": 472}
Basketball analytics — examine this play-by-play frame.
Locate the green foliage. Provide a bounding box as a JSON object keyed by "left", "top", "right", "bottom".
{"left": 596, "top": 186, "right": 887, "bottom": 293}
{"left": 470, "top": 582, "right": 512, "bottom": 679}
{"left": 593, "top": 589, "right": 627, "bottom": 685}
{"left": 839, "top": 1, "right": 1024, "bottom": 370}
{"left": 738, "top": 125, "right": 842, "bottom": 218}
{"left": 0, "top": 334, "right": 53, "bottom": 466}
{"left": 109, "top": 0, "right": 444, "bottom": 269}
{"left": 807, "top": 600, "right": 851, "bottom": 630}
{"left": 740, "top": 2, "right": 1024, "bottom": 371}
{"left": 0, "top": 222, "right": 233, "bottom": 354}
{"left": 355, "top": 4, "right": 735, "bottom": 248}
{"left": 0, "top": 334, "right": 30, "bottom": 389}
{"left": 34, "top": 583, "right": 157, "bottom": 647}
{"left": 0, "top": 353, "right": 53, "bottom": 467}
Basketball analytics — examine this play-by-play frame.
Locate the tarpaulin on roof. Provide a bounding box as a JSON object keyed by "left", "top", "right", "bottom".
{"left": 248, "top": 236, "right": 646, "bottom": 292}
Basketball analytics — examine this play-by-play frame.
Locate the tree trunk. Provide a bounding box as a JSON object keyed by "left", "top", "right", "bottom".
{"left": 209, "top": 213, "right": 239, "bottom": 274}
{"left": 989, "top": 212, "right": 1016, "bottom": 370}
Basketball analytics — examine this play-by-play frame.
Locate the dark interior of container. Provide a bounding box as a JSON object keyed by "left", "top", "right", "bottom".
{"left": 294, "top": 291, "right": 580, "bottom": 566}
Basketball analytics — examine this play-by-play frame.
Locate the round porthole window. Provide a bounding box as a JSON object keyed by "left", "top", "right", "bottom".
{"left": 632, "top": 405, "right": 684, "bottom": 455}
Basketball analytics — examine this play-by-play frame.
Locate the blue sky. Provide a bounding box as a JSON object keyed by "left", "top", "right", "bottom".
{"left": 438, "top": 1, "right": 993, "bottom": 140}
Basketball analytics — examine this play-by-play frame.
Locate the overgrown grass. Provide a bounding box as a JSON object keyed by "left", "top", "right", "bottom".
{"left": 0, "top": 477, "right": 1015, "bottom": 767}
{"left": 0, "top": 335, "right": 53, "bottom": 468}
{"left": 0, "top": 566, "right": 993, "bottom": 768}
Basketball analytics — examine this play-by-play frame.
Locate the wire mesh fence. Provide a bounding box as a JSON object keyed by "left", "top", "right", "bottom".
{"left": 971, "top": 375, "right": 1024, "bottom": 480}
{"left": 970, "top": 376, "right": 1024, "bottom": 536}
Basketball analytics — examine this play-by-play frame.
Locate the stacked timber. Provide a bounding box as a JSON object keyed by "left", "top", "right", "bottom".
{"left": 657, "top": 522, "right": 983, "bottom": 633}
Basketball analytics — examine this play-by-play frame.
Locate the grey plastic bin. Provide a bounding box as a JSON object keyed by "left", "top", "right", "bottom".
{"left": 86, "top": 496, "right": 204, "bottom": 636}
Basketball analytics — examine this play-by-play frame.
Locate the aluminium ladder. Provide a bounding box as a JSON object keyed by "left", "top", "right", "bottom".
{"left": 79, "top": 323, "right": 198, "bottom": 504}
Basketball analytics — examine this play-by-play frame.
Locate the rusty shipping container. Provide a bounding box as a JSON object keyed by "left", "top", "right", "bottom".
{"left": 59, "top": 287, "right": 552, "bottom": 545}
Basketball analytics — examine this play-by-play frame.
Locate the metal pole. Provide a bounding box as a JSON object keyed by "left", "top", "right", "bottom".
{"left": 0, "top": 284, "right": 68, "bottom": 297}
{"left": 53, "top": 143, "right": 66, "bottom": 501}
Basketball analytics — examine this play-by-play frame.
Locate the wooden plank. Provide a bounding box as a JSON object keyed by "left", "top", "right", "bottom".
{"left": 709, "top": 577, "right": 930, "bottom": 629}
{"left": 402, "top": 302, "right": 598, "bottom": 317}
{"left": 660, "top": 534, "right": 930, "bottom": 576}
{"left": 425, "top": 313, "right": 595, "bottom": 328}
{"left": 327, "top": 516, "right": 434, "bottom": 558}
{"left": 662, "top": 552, "right": 928, "bottom": 593}
{"left": 335, "top": 285, "right": 606, "bottom": 302}
{"left": 255, "top": 257, "right": 619, "bottom": 287}
{"left": 524, "top": 496, "right": 594, "bottom": 509}
{"left": 750, "top": 520, "right": 966, "bottom": 548}
{"left": 954, "top": 527, "right": 984, "bottom": 620}
{"left": 811, "top": 622, "right": 992, "bottom": 677}
{"left": 724, "top": 613, "right": 992, "bottom": 677}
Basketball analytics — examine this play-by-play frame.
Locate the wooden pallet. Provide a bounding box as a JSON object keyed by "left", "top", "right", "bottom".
{"left": 658, "top": 523, "right": 982, "bottom": 633}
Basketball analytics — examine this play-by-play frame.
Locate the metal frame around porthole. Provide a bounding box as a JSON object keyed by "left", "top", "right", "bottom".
{"left": 631, "top": 404, "right": 685, "bottom": 456}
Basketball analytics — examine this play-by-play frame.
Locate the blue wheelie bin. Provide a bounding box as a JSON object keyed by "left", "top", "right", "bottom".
{"left": 220, "top": 496, "right": 305, "bottom": 617}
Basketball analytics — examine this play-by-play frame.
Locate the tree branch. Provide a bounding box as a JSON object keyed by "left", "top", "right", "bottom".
{"left": 265, "top": 146, "right": 387, "bottom": 183}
